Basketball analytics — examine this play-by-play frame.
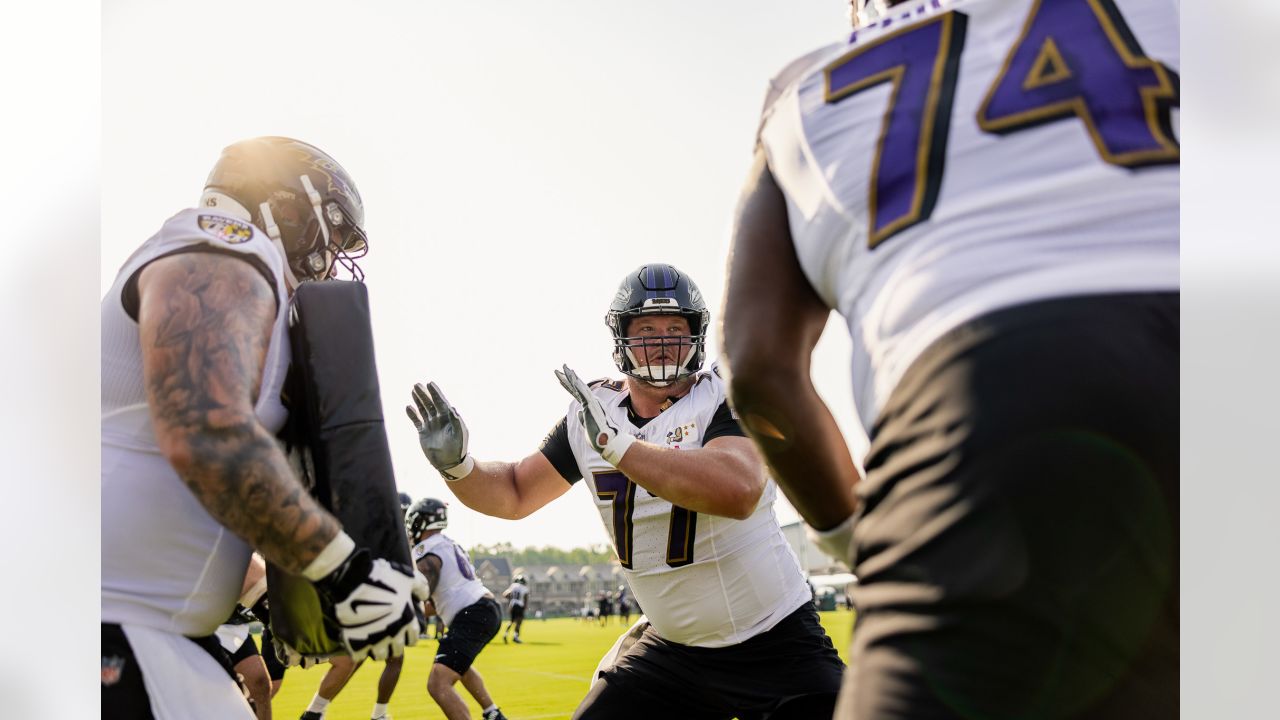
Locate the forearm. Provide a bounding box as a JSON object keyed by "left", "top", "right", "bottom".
{"left": 171, "top": 421, "right": 341, "bottom": 574}
{"left": 615, "top": 443, "right": 762, "bottom": 519}
{"left": 442, "top": 460, "right": 524, "bottom": 519}
{"left": 728, "top": 373, "right": 859, "bottom": 530}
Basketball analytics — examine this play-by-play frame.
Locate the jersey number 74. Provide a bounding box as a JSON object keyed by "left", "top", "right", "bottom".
{"left": 824, "top": 0, "right": 1179, "bottom": 248}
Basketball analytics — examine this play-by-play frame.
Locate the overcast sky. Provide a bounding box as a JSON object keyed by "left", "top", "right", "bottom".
{"left": 102, "top": 0, "right": 872, "bottom": 549}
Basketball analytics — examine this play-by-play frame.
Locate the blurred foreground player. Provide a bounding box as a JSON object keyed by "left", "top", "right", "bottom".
{"left": 102, "top": 137, "right": 425, "bottom": 719}
{"left": 723, "top": 0, "right": 1179, "bottom": 717}
{"left": 408, "top": 264, "right": 845, "bottom": 719}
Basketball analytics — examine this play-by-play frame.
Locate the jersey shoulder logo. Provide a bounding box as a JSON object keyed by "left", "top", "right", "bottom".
{"left": 197, "top": 214, "right": 254, "bottom": 245}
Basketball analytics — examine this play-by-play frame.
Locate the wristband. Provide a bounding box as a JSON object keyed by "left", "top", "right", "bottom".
{"left": 301, "top": 531, "right": 356, "bottom": 582}
{"left": 440, "top": 454, "right": 476, "bottom": 482}
{"left": 601, "top": 433, "right": 635, "bottom": 467}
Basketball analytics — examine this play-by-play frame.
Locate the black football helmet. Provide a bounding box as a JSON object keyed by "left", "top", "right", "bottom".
{"left": 405, "top": 497, "right": 448, "bottom": 538}
{"left": 398, "top": 492, "right": 413, "bottom": 513}
{"left": 200, "top": 136, "right": 368, "bottom": 287}
{"left": 606, "top": 263, "right": 710, "bottom": 387}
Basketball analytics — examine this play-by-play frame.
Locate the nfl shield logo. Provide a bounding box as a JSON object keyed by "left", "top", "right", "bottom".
{"left": 102, "top": 655, "right": 126, "bottom": 686}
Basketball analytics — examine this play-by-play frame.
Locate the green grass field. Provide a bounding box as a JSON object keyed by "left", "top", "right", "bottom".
{"left": 269, "top": 611, "right": 855, "bottom": 719}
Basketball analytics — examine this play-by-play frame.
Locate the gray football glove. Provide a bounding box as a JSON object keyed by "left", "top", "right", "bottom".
{"left": 406, "top": 382, "right": 475, "bottom": 481}
{"left": 554, "top": 365, "right": 635, "bottom": 466}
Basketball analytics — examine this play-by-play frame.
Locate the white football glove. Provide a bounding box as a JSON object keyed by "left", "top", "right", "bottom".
{"left": 406, "top": 381, "right": 475, "bottom": 481}
{"left": 806, "top": 514, "right": 856, "bottom": 566}
{"left": 555, "top": 364, "right": 635, "bottom": 466}
{"left": 304, "top": 533, "right": 424, "bottom": 661}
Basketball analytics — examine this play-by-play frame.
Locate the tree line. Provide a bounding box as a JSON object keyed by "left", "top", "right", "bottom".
{"left": 468, "top": 542, "right": 615, "bottom": 567}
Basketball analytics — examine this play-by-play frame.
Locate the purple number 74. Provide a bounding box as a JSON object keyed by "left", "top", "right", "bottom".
{"left": 824, "top": 0, "right": 1178, "bottom": 249}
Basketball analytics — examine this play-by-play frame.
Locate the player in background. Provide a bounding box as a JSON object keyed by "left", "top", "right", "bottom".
{"left": 102, "top": 137, "right": 425, "bottom": 719}
{"left": 405, "top": 499, "right": 510, "bottom": 720}
{"left": 722, "top": 1, "right": 1179, "bottom": 717}
{"left": 407, "top": 263, "right": 845, "bottom": 719}
{"left": 500, "top": 574, "right": 529, "bottom": 644}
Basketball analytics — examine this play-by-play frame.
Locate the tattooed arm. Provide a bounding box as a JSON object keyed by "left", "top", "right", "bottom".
{"left": 137, "top": 251, "right": 341, "bottom": 574}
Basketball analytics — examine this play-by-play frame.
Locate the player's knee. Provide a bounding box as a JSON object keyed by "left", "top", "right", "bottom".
{"left": 428, "top": 668, "right": 458, "bottom": 698}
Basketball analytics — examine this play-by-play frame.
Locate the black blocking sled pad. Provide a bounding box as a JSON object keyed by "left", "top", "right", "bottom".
{"left": 266, "top": 280, "right": 410, "bottom": 658}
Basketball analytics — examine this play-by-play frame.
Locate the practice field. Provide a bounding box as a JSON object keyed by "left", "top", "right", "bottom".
{"left": 269, "top": 610, "right": 855, "bottom": 719}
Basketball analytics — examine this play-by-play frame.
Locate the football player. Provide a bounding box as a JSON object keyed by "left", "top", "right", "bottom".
{"left": 405, "top": 499, "right": 510, "bottom": 720}
{"left": 722, "top": 1, "right": 1179, "bottom": 717}
{"left": 407, "top": 263, "right": 845, "bottom": 719}
{"left": 500, "top": 574, "right": 529, "bottom": 644}
{"left": 102, "top": 137, "right": 426, "bottom": 719}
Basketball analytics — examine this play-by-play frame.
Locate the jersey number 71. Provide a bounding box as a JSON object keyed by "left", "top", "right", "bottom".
{"left": 595, "top": 472, "right": 697, "bottom": 569}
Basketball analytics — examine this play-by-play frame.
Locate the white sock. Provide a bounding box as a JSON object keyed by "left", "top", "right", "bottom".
{"left": 307, "top": 695, "right": 331, "bottom": 714}
{"left": 372, "top": 702, "right": 389, "bottom": 718}
{"left": 482, "top": 704, "right": 497, "bottom": 714}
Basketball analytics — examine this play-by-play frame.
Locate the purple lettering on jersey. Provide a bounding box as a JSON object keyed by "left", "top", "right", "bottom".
{"left": 594, "top": 471, "right": 700, "bottom": 570}
{"left": 665, "top": 506, "right": 697, "bottom": 568}
{"left": 978, "top": 0, "right": 1179, "bottom": 167}
{"left": 595, "top": 472, "right": 636, "bottom": 569}
{"left": 825, "top": 12, "right": 968, "bottom": 248}
{"left": 452, "top": 544, "right": 476, "bottom": 580}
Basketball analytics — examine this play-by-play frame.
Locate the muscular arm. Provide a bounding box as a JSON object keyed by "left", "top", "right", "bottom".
{"left": 721, "top": 149, "right": 861, "bottom": 531}
{"left": 445, "top": 452, "right": 570, "bottom": 520}
{"left": 138, "top": 251, "right": 341, "bottom": 573}
{"left": 615, "top": 435, "right": 765, "bottom": 520}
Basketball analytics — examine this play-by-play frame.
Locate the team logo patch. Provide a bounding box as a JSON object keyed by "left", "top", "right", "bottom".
{"left": 102, "top": 655, "right": 126, "bottom": 686}
{"left": 198, "top": 214, "right": 254, "bottom": 244}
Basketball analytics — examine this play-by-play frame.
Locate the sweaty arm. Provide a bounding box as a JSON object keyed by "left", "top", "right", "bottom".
{"left": 616, "top": 435, "right": 765, "bottom": 520}
{"left": 721, "top": 149, "right": 861, "bottom": 531}
{"left": 445, "top": 451, "right": 571, "bottom": 520}
{"left": 138, "top": 251, "right": 341, "bottom": 574}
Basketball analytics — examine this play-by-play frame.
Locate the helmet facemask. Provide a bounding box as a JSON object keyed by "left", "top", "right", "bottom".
{"left": 610, "top": 307, "right": 707, "bottom": 388}
{"left": 259, "top": 175, "right": 368, "bottom": 287}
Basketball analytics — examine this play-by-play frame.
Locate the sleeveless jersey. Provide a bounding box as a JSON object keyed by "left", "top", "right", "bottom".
{"left": 102, "top": 208, "right": 290, "bottom": 636}
{"left": 565, "top": 368, "right": 811, "bottom": 648}
{"left": 758, "top": 0, "right": 1179, "bottom": 433}
{"left": 413, "top": 533, "right": 488, "bottom": 626}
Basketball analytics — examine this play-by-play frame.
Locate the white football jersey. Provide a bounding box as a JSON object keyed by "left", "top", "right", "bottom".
{"left": 504, "top": 583, "right": 530, "bottom": 608}
{"left": 758, "top": 0, "right": 1179, "bottom": 433}
{"left": 565, "top": 368, "right": 811, "bottom": 648}
{"left": 413, "top": 533, "right": 488, "bottom": 626}
{"left": 102, "top": 208, "right": 290, "bottom": 637}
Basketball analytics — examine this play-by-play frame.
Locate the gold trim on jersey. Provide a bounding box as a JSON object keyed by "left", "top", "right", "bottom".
{"left": 822, "top": 13, "right": 964, "bottom": 249}
{"left": 1023, "top": 36, "right": 1072, "bottom": 90}
{"left": 977, "top": 0, "right": 1179, "bottom": 167}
